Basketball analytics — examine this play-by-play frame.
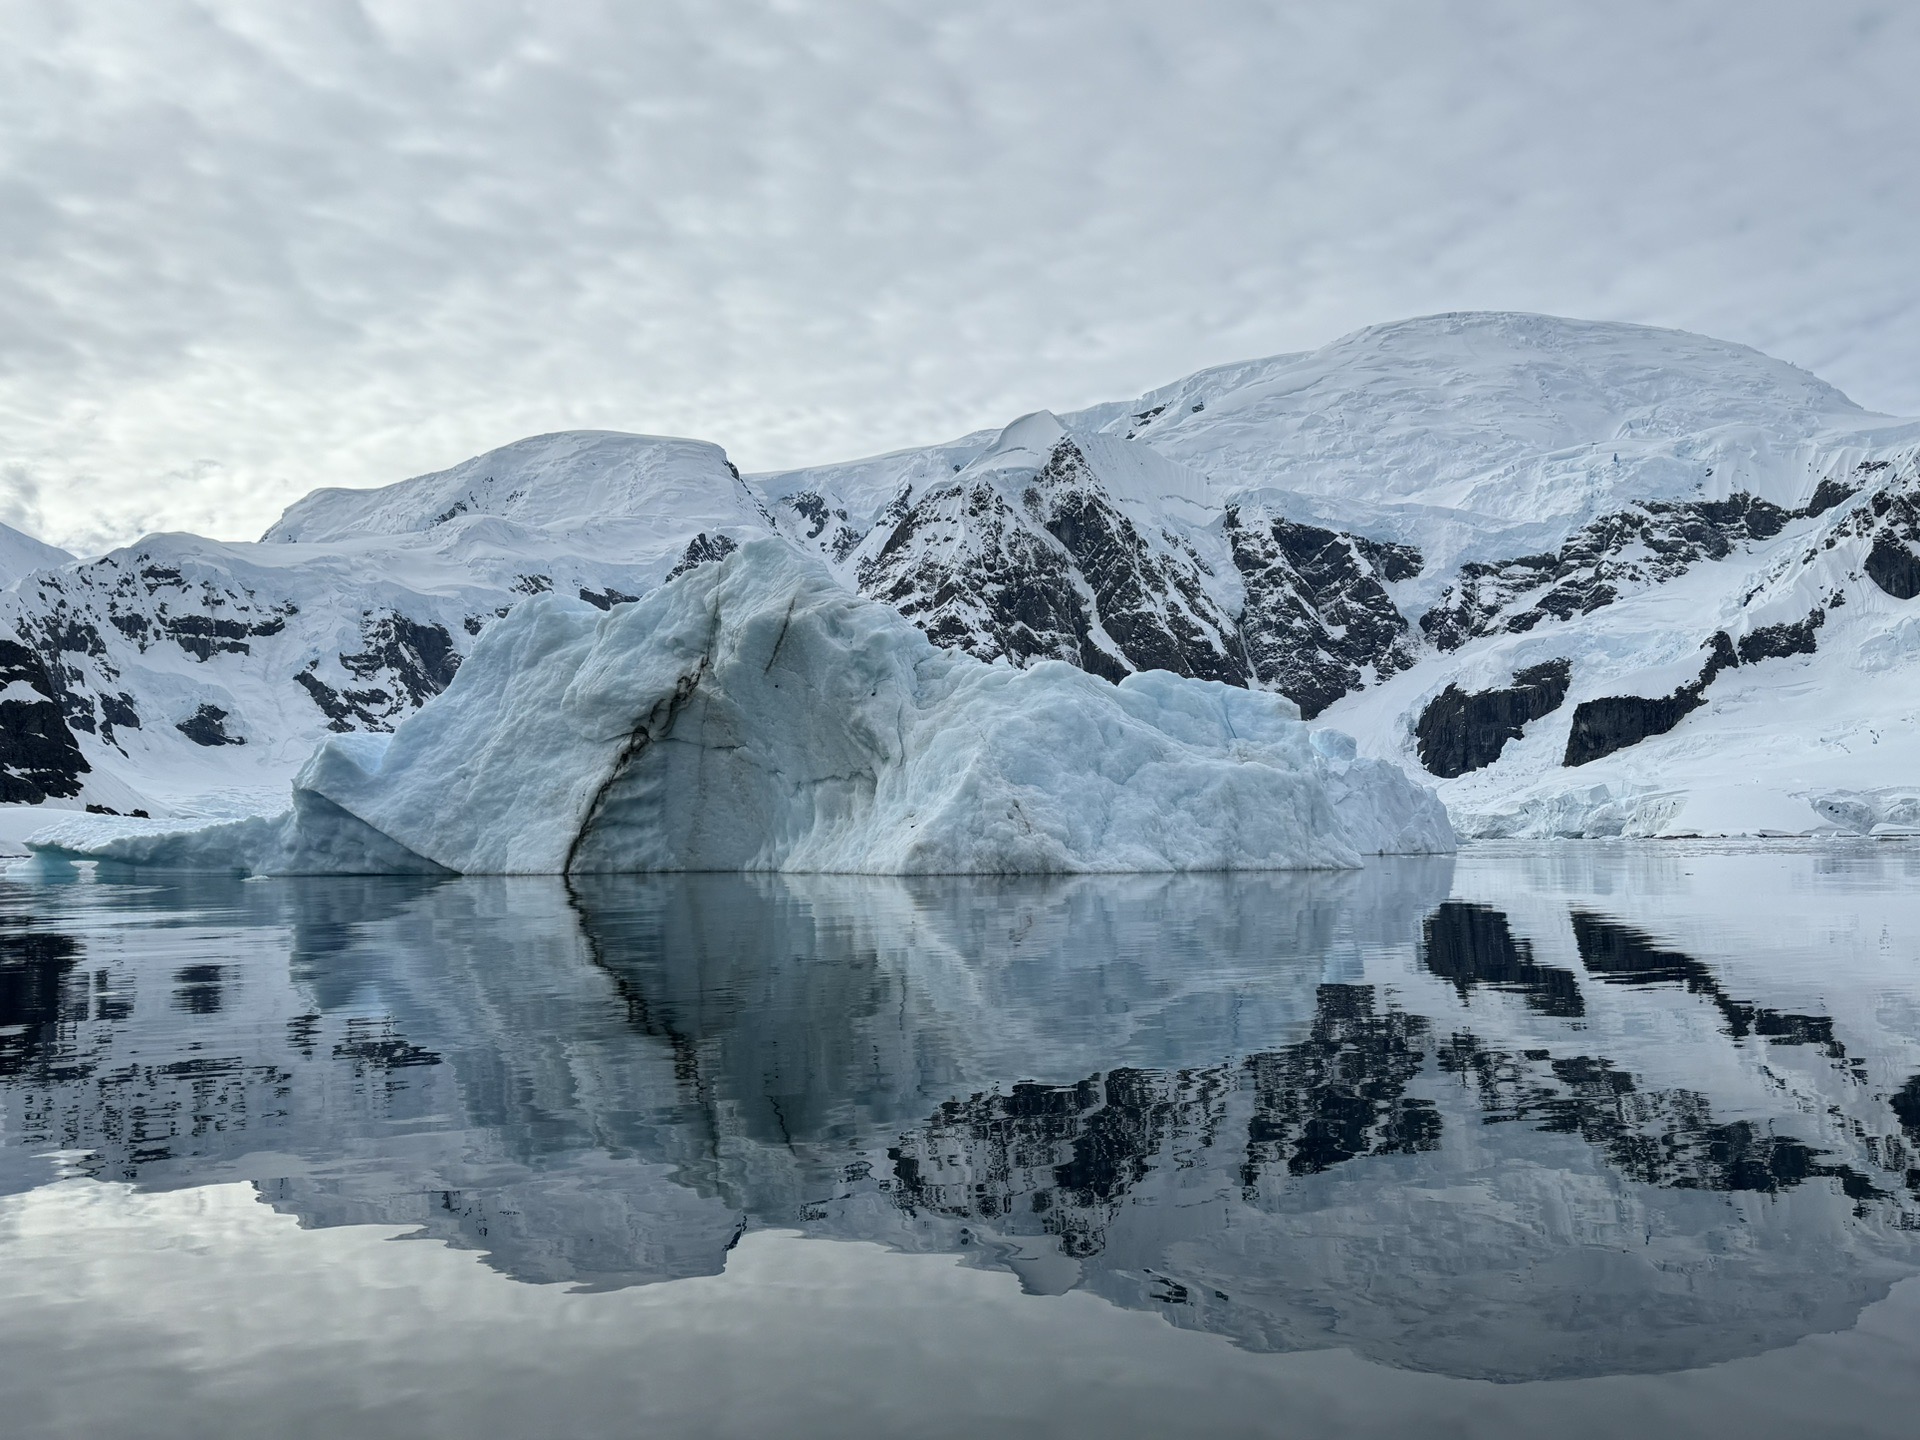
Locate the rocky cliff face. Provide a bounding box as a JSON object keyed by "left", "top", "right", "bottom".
{"left": 0, "top": 640, "right": 89, "bottom": 804}
{"left": 1415, "top": 660, "right": 1571, "bottom": 778}
{"left": 843, "top": 423, "right": 1418, "bottom": 710}
{"left": 1418, "top": 492, "right": 1797, "bottom": 652}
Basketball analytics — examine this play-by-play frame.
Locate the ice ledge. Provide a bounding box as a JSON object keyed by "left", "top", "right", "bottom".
{"left": 1451, "top": 780, "right": 1920, "bottom": 840}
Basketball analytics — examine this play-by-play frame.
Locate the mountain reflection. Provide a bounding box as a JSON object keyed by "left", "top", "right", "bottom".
{"left": 1571, "top": 909, "right": 1849, "bottom": 1057}
{"left": 1422, "top": 901, "right": 1585, "bottom": 1017}
{"left": 0, "top": 911, "right": 84, "bottom": 1076}
{"left": 3, "top": 858, "right": 1920, "bottom": 1381}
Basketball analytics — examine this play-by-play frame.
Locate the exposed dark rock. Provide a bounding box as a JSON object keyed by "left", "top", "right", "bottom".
{"left": 1804, "top": 476, "right": 1862, "bottom": 518}
{"left": 1697, "top": 630, "right": 1740, "bottom": 688}
{"left": 43, "top": 617, "right": 107, "bottom": 658}
{"left": 860, "top": 475, "right": 1130, "bottom": 681}
{"left": 339, "top": 614, "right": 461, "bottom": 708}
{"left": 1415, "top": 658, "right": 1571, "bottom": 777}
{"left": 856, "top": 439, "right": 1243, "bottom": 686}
{"left": 666, "top": 533, "right": 739, "bottom": 582}
{"left": 512, "top": 574, "right": 554, "bottom": 595}
{"left": 1422, "top": 492, "right": 1797, "bottom": 651}
{"left": 852, "top": 439, "right": 1425, "bottom": 715}
{"left": 10, "top": 553, "right": 303, "bottom": 767}
{"left": 1866, "top": 535, "right": 1920, "bottom": 599}
{"left": 55, "top": 557, "right": 299, "bottom": 662}
{"left": 1354, "top": 535, "right": 1424, "bottom": 583}
{"left": 1564, "top": 607, "right": 1825, "bottom": 768}
{"left": 99, "top": 693, "right": 139, "bottom": 733}
{"left": 0, "top": 640, "right": 89, "bottom": 803}
{"left": 97, "top": 690, "right": 141, "bottom": 747}
{"left": 784, "top": 491, "right": 831, "bottom": 540}
{"left": 1736, "top": 609, "right": 1824, "bottom": 663}
{"left": 57, "top": 687, "right": 96, "bottom": 734}
{"left": 826, "top": 525, "right": 865, "bottom": 562}
{"left": 1228, "top": 512, "right": 1418, "bottom": 717}
{"left": 1819, "top": 461, "right": 1920, "bottom": 598}
{"left": 578, "top": 586, "right": 639, "bottom": 611}
{"left": 295, "top": 669, "right": 396, "bottom": 733}
{"left": 1563, "top": 690, "right": 1704, "bottom": 768}
{"left": 1032, "top": 441, "right": 1247, "bottom": 685}
{"left": 175, "top": 704, "right": 244, "bottom": 747}
{"left": 161, "top": 613, "right": 263, "bottom": 661}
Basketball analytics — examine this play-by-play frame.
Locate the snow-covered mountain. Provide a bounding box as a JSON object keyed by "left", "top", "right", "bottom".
{"left": 0, "top": 433, "right": 780, "bottom": 818}
{"left": 6, "top": 310, "right": 1920, "bottom": 837}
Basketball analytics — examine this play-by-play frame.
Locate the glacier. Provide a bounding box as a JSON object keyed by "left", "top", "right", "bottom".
{"left": 28, "top": 541, "right": 1452, "bottom": 875}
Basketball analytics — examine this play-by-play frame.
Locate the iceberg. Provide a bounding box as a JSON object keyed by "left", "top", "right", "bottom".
{"left": 28, "top": 541, "right": 1452, "bottom": 875}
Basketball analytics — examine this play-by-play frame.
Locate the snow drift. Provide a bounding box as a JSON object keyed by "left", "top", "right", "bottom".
{"left": 29, "top": 542, "right": 1453, "bottom": 875}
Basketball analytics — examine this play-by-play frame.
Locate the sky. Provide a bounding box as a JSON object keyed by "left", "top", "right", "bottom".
{"left": 4, "top": 1, "right": 1920, "bottom": 555}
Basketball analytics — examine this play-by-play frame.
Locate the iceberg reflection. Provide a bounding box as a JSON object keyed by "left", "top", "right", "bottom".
{"left": 2, "top": 853, "right": 1918, "bottom": 1380}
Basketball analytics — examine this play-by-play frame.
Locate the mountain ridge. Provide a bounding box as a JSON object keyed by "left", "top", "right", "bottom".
{"left": 4, "top": 310, "right": 1917, "bottom": 840}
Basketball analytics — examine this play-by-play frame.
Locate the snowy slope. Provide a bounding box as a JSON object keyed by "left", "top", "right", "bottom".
{"left": 1079, "top": 312, "right": 1863, "bottom": 532}
{"left": 6, "top": 310, "right": 1920, "bottom": 838}
{"left": 770, "top": 312, "right": 1872, "bottom": 594}
{"left": 1327, "top": 448, "right": 1920, "bottom": 837}
{"left": 0, "top": 522, "right": 71, "bottom": 590}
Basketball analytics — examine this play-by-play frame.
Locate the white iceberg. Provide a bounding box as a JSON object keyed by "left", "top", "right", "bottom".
{"left": 28, "top": 542, "right": 1452, "bottom": 875}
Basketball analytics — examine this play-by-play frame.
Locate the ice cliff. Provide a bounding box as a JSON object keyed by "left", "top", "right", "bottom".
{"left": 30, "top": 542, "right": 1452, "bottom": 874}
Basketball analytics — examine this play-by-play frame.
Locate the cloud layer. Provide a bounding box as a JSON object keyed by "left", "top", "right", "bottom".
{"left": 4, "top": 0, "right": 1919, "bottom": 552}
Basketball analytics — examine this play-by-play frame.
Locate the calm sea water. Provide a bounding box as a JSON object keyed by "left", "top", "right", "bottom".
{"left": 4, "top": 844, "right": 1920, "bottom": 1438}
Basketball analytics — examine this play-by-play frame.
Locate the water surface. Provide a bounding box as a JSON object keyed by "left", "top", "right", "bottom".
{"left": 4, "top": 844, "right": 1920, "bottom": 1437}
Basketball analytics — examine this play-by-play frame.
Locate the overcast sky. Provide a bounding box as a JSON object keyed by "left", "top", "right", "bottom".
{"left": 4, "top": 1, "right": 1920, "bottom": 553}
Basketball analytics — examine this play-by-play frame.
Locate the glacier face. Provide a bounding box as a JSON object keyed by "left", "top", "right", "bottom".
{"left": 4, "top": 309, "right": 1920, "bottom": 839}
{"left": 34, "top": 542, "right": 1452, "bottom": 875}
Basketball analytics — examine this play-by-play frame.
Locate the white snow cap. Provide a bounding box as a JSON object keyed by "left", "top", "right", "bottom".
{"left": 33, "top": 540, "right": 1452, "bottom": 874}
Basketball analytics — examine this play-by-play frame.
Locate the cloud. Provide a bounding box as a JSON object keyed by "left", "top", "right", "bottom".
{"left": 3, "top": 0, "right": 1919, "bottom": 551}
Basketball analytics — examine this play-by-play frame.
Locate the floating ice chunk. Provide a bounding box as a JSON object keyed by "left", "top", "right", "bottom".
{"left": 31, "top": 542, "right": 1452, "bottom": 875}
